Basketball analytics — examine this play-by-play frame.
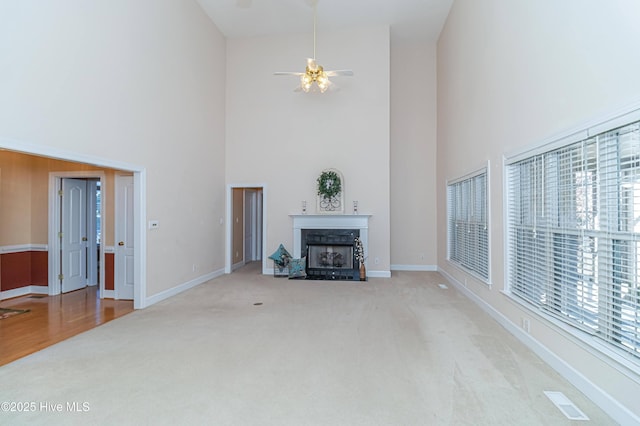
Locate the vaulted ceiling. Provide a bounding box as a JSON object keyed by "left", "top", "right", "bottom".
{"left": 195, "top": 0, "right": 453, "bottom": 42}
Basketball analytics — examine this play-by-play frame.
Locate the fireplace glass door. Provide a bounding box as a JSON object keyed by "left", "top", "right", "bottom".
{"left": 308, "top": 245, "right": 354, "bottom": 270}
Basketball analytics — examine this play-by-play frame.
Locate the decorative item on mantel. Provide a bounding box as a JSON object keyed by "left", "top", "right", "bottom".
{"left": 354, "top": 236, "right": 366, "bottom": 281}
{"left": 316, "top": 169, "right": 344, "bottom": 214}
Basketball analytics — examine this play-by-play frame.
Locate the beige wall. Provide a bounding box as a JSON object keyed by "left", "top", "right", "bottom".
{"left": 0, "top": 0, "right": 227, "bottom": 298}
{"left": 390, "top": 40, "right": 438, "bottom": 268}
{"left": 226, "top": 26, "right": 391, "bottom": 274}
{"left": 0, "top": 151, "right": 119, "bottom": 247}
{"left": 437, "top": 0, "right": 640, "bottom": 418}
{"left": 0, "top": 151, "right": 32, "bottom": 245}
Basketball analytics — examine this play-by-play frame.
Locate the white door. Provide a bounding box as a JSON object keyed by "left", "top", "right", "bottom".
{"left": 243, "top": 189, "right": 264, "bottom": 262}
{"left": 61, "top": 178, "right": 88, "bottom": 293}
{"left": 115, "top": 175, "right": 134, "bottom": 300}
{"left": 244, "top": 190, "right": 255, "bottom": 261}
{"left": 255, "top": 190, "right": 263, "bottom": 260}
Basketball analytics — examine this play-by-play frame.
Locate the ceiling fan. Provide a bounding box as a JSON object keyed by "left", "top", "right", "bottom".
{"left": 274, "top": 0, "right": 353, "bottom": 93}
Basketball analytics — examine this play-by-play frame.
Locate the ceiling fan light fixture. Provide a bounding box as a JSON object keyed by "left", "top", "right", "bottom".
{"left": 274, "top": 0, "right": 352, "bottom": 93}
{"left": 299, "top": 64, "right": 331, "bottom": 93}
{"left": 316, "top": 73, "right": 330, "bottom": 92}
{"left": 301, "top": 74, "right": 313, "bottom": 92}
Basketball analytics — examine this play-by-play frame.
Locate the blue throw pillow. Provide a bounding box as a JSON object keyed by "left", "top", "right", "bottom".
{"left": 268, "top": 244, "right": 292, "bottom": 267}
{"left": 288, "top": 257, "right": 307, "bottom": 279}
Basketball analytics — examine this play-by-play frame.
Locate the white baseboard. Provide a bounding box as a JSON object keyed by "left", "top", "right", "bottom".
{"left": 144, "top": 268, "right": 225, "bottom": 307}
{"left": 391, "top": 264, "right": 438, "bottom": 271}
{"left": 367, "top": 270, "right": 391, "bottom": 278}
{"left": 101, "top": 290, "right": 115, "bottom": 299}
{"left": 0, "top": 244, "right": 48, "bottom": 254}
{"left": 1, "top": 285, "right": 49, "bottom": 300}
{"left": 231, "top": 260, "right": 246, "bottom": 271}
{"left": 438, "top": 267, "right": 640, "bottom": 426}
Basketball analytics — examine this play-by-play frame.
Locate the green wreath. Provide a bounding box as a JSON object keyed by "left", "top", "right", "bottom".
{"left": 317, "top": 170, "right": 342, "bottom": 199}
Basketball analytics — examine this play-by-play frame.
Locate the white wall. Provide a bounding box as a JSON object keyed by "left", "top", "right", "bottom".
{"left": 437, "top": 0, "right": 640, "bottom": 420}
{"left": 0, "top": 0, "right": 227, "bottom": 299}
{"left": 226, "top": 26, "right": 391, "bottom": 275}
{"left": 390, "top": 40, "right": 438, "bottom": 269}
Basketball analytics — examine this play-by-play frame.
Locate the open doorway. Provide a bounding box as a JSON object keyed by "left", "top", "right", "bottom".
{"left": 244, "top": 188, "right": 263, "bottom": 263}
{"left": 0, "top": 147, "right": 140, "bottom": 364}
{"left": 226, "top": 185, "right": 266, "bottom": 274}
{"left": 0, "top": 139, "right": 146, "bottom": 309}
{"left": 61, "top": 177, "right": 100, "bottom": 292}
{"left": 49, "top": 172, "right": 105, "bottom": 296}
{"left": 48, "top": 172, "right": 135, "bottom": 301}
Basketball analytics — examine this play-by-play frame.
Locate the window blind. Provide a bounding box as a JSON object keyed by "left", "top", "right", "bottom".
{"left": 447, "top": 170, "right": 489, "bottom": 281}
{"left": 507, "top": 121, "right": 640, "bottom": 361}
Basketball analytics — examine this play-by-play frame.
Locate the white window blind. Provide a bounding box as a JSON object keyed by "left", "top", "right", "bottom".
{"left": 447, "top": 170, "right": 489, "bottom": 281}
{"left": 507, "top": 121, "right": 640, "bottom": 362}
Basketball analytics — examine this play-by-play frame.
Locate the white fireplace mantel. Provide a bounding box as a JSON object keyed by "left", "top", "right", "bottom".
{"left": 290, "top": 214, "right": 370, "bottom": 262}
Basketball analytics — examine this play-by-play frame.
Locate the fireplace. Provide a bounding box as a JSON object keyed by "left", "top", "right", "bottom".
{"left": 290, "top": 214, "right": 370, "bottom": 280}
{"left": 302, "top": 229, "right": 359, "bottom": 280}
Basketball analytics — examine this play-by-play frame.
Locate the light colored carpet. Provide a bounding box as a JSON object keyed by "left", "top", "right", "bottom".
{"left": 0, "top": 263, "right": 615, "bottom": 425}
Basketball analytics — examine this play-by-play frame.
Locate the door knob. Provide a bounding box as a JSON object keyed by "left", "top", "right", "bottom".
{"left": 82, "top": 237, "right": 88, "bottom": 241}
{"left": 118, "top": 241, "right": 125, "bottom": 246}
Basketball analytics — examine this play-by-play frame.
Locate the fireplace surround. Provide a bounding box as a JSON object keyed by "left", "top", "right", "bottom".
{"left": 291, "top": 214, "right": 370, "bottom": 281}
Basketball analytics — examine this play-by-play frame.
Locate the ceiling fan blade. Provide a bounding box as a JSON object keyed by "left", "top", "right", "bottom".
{"left": 325, "top": 70, "right": 354, "bottom": 77}
{"left": 274, "top": 71, "right": 305, "bottom": 76}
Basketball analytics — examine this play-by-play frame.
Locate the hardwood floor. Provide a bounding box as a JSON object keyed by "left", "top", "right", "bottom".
{"left": 0, "top": 286, "right": 133, "bottom": 366}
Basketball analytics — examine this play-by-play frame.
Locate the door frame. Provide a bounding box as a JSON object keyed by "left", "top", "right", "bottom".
{"left": 1, "top": 136, "right": 146, "bottom": 309}
{"left": 86, "top": 179, "right": 100, "bottom": 287}
{"left": 49, "top": 172, "right": 104, "bottom": 296}
{"left": 225, "top": 183, "right": 267, "bottom": 274}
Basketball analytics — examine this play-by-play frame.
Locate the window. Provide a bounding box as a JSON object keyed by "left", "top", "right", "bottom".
{"left": 447, "top": 168, "right": 489, "bottom": 281}
{"left": 506, "top": 121, "right": 640, "bottom": 362}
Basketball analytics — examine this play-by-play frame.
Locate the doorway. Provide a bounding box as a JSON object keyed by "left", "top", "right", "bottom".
{"left": 244, "top": 188, "right": 263, "bottom": 263}
{"left": 49, "top": 172, "right": 105, "bottom": 297}
{"left": 226, "top": 185, "right": 266, "bottom": 274}
{"left": 58, "top": 177, "right": 100, "bottom": 293}
{"left": 0, "top": 141, "right": 145, "bottom": 309}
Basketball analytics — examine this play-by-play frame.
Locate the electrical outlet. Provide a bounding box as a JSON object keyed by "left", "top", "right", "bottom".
{"left": 374, "top": 257, "right": 380, "bottom": 265}
{"left": 522, "top": 318, "right": 531, "bottom": 333}
{"left": 192, "top": 264, "right": 198, "bottom": 272}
